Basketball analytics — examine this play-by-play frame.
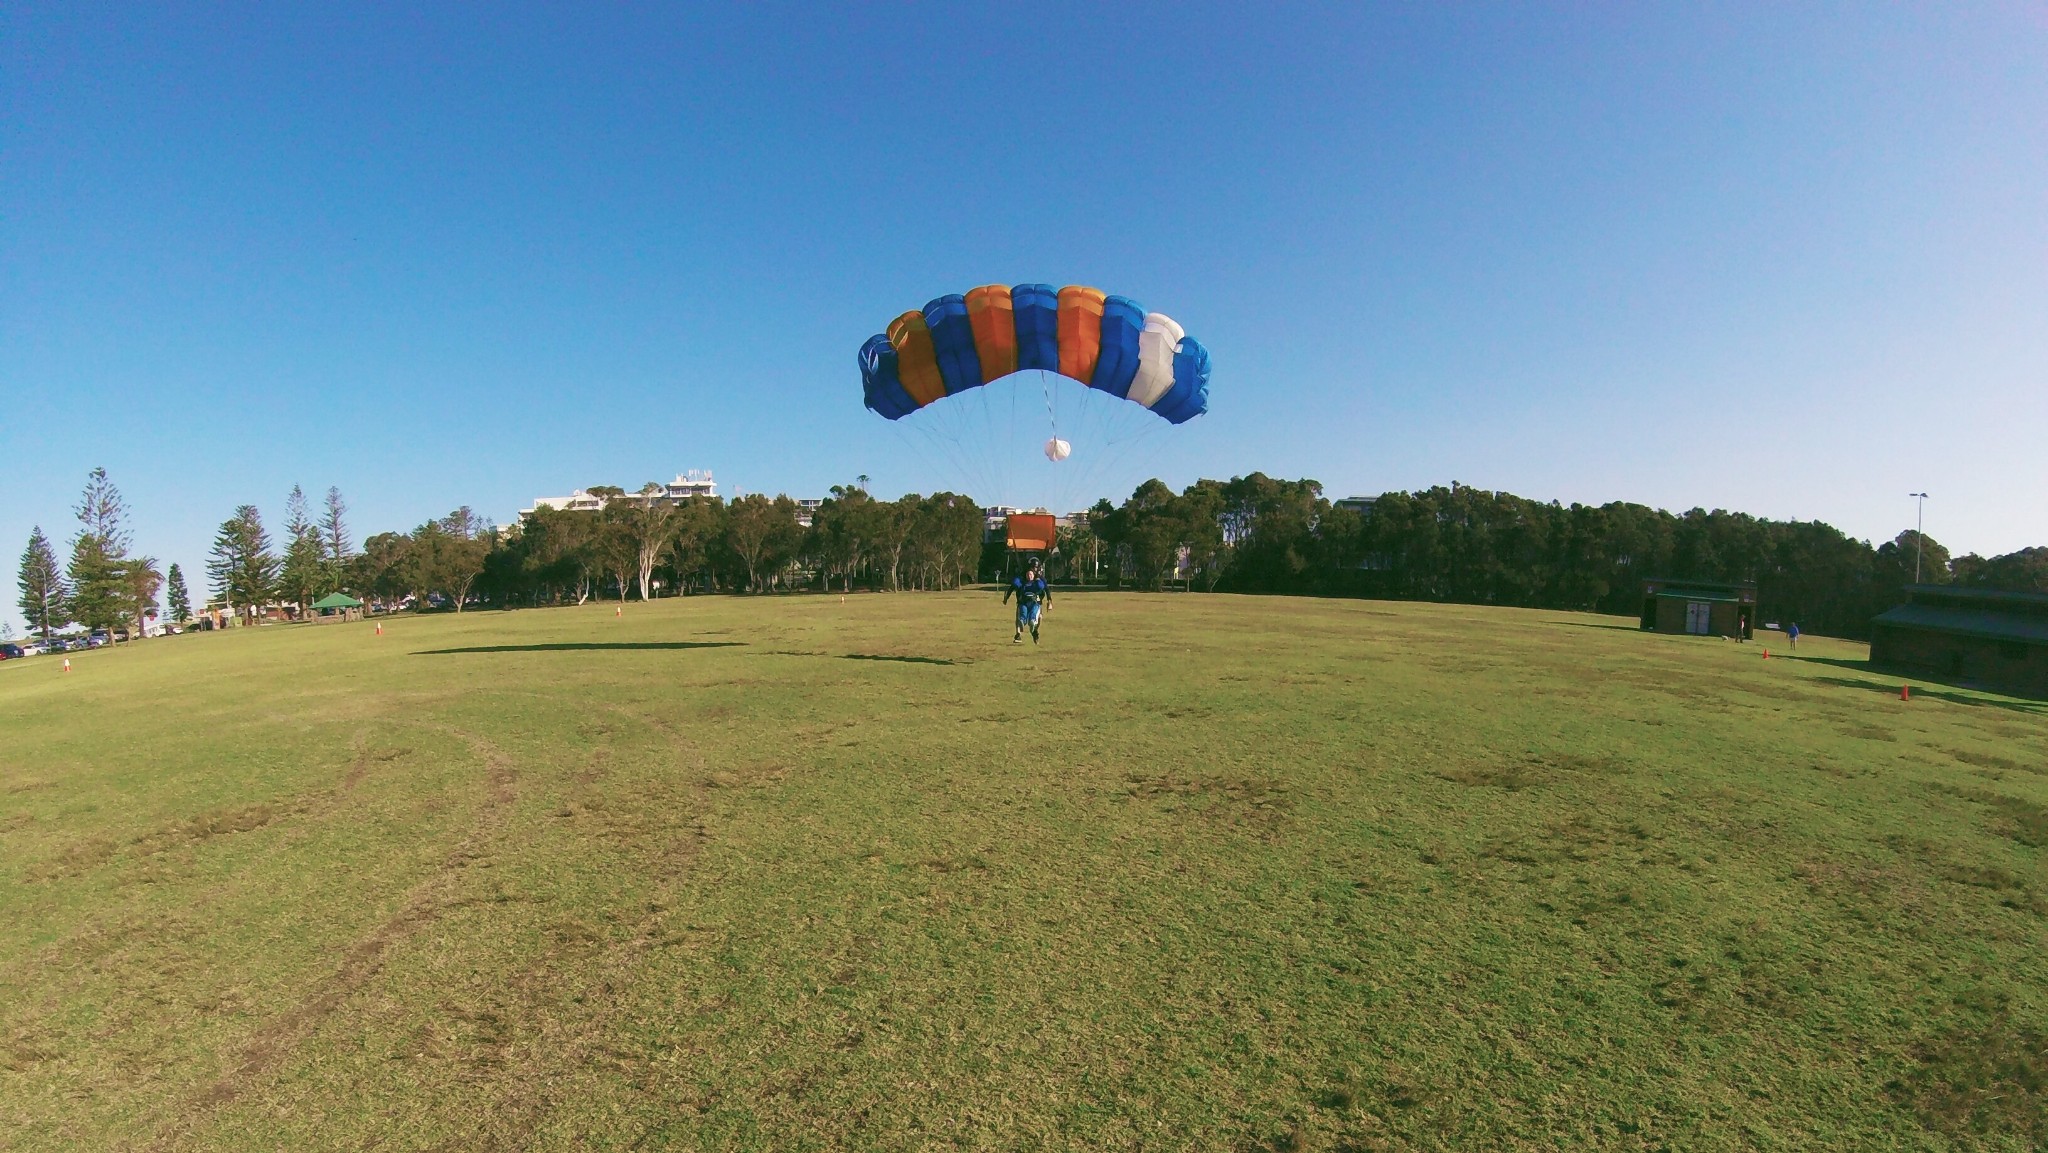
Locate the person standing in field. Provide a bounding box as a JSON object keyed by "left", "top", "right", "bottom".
{"left": 1004, "top": 558, "right": 1051, "bottom": 644}
{"left": 1787, "top": 622, "right": 1799, "bottom": 650}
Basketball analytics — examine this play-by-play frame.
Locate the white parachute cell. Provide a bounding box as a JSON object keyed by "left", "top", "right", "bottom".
{"left": 1127, "top": 312, "right": 1186, "bottom": 408}
{"left": 1043, "top": 437, "right": 1072, "bottom": 462}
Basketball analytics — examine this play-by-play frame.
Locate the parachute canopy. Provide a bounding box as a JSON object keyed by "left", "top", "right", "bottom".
{"left": 861, "top": 284, "right": 1211, "bottom": 425}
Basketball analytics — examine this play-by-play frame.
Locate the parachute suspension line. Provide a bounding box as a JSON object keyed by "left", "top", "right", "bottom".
{"left": 978, "top": 387, "right": 1008, "bottom": 507}
{"left": 907, "top": 398, "right": 1002, "bottom": 512}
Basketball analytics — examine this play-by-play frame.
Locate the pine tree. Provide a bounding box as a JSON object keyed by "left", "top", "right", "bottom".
{"left": 75, "top": 467, "right": 131, "bottom": 555}
{"left": 166, "top": 563, "right": 192, "bottom": 624}
{"left": 321, "top": 486, "right": 352, "bottom": 563}
{"left": 207, "top": 505, "right": 279, "bottom": 624}
{"left": 68, "top": 468, "right": 133, "bottom": 637}
{"left": 17, "top": 527, "right": 69, "bottom": 641}
{"left": 279, "top": 485, "right": 329, "bottom": 612}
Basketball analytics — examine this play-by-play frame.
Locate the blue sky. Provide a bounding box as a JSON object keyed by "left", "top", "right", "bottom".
{"left": 5, "top": 4, "right": 2044, "bottom": 630}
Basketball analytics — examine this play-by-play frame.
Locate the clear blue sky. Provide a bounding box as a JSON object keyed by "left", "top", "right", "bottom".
{"left": 6, "top": 4, "right": 2044, "bottom": 631}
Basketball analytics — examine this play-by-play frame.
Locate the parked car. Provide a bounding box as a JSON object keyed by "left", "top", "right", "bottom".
{"left": 18, "top": 642, "right": 43, "bottom": 657}
{"left": 0, "top": 644, "right": 23, "bottom": 660}
{"left": 87, "top": 633, "right": 109, "bottom": 648}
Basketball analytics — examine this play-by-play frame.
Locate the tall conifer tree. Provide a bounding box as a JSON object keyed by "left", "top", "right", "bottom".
{"left": 207, "top": 506, "right": 279, "bottom": 624}
{"left": 166, "top": 563, "right": 192, "bottom": 624}
{"left": 17, "top": 527, "right": 69, "bottom": 641}
{"left": 67, "top": 468, "right": 133, "bottom": 636}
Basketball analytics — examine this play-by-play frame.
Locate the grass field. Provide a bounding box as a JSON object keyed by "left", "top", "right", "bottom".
{"left": 3, "top": 591, "right": 2045, "bottom": 1151}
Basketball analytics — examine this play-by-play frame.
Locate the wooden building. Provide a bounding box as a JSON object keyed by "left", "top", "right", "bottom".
{"left": 1640, "top": 579, "right": 1757, "bottom": 639}
{"left": 1870, "top": 585, "right": 2048, "bottom": 698}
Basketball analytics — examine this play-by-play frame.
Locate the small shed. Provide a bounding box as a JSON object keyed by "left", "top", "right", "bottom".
{"left": 310, "top": 592, "right": 365, "bottom": 622}
{"left": 1640, "top": 579, "right": 1756, "bottom": 639}
{"left": 1870, "top": 585, "right": 2048, "bottom": 697}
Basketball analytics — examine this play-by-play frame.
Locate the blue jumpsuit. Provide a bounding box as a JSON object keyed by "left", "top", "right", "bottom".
{"left": 1005, "top": 575, "right": 1049, "bottom": 640}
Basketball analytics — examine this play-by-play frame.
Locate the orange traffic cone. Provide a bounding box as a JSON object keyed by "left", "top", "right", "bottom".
{"left": 1762, "top": 649, "right": 1770, "bottom": 660}
{"left": 375, "top": 621, "right": 382, "bottom": 635}
{"left": 616, "top": 605, "right": 622, "bottom": 618}
{"left": 62, "top": 658, "right": 71, "bottom": 673}
{"left": 1901, "top": 685, "right": 1911, "bottom": 701}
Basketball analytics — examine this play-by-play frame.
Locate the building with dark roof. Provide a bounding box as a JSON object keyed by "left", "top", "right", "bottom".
{"left": 1639, "top": 579, "right": 1757, "bottom": 639}
{"left": 1870, "top": 585, "right": 2048, "bottom": 697}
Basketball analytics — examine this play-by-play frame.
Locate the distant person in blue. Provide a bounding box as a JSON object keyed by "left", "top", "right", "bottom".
{"left": 1004, "top": 558, "right": 1051, "bottom": 644}
{"left": 1787, "top": 622, "right": 1800, "bottom": 650}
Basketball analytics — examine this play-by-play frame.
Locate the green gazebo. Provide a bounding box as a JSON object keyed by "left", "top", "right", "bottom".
{"left": 310, "top": 592, "right": 365, "bottom": 621}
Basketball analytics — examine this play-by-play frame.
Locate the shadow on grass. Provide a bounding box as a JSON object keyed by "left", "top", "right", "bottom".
{"left": 1808, "top": 673, "right": 2046, "bottom": 714}
{"left": 412, "top": 642, "right": 747, "bottom": 655}
{"left": 841, "top": 653, "right": 958, "bottom": 666}
{"left": 1782, "top": 655, "right": 1871, "bottom": 672}
{"left": 1548, "top": 621, "right": 1641, "bottom": 632}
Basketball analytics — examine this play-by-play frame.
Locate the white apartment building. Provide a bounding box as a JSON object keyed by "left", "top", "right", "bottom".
{"left": 520, "top": 471, "right": 720, "bottom": 519}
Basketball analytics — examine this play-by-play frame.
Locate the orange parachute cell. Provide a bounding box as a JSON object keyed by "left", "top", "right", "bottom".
{"left": 964, "top": 285, "right": 1018, "bottom": 382}
{"left": 887, "top": 310, "right": 947, "bottom": 406}
{"left": 1056, "top": 286, "right": 1105, "bottom": 385}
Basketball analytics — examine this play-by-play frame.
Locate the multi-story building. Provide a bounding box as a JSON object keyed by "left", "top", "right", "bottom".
{"left": 520, "top": 471, "right": 720, "bottom": 519}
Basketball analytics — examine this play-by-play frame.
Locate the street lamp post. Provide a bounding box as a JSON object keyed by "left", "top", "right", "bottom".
{"left": 1909, "top": 492, "right": 1930, "bottom": 584}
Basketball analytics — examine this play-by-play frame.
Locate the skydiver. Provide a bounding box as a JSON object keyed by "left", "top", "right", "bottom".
{"left": 1004, "top": 558, "right": 1051, "bottom": 644}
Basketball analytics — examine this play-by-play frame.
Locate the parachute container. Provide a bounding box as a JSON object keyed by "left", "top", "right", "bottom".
{"left": 1044, "top": 437, "right": 1072, "bottom": 462}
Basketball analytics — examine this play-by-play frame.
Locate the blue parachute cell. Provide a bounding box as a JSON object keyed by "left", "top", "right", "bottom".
{"left": 1091, "top": 295, "right": 1145, "bottom": 398}
{"left": 1011, "top": 283, "right": 1060, "bottom": 373}
{"left": 1153, "top": 337, "right": 1212, "bottom": 425}
{"left": 859, "top": 334, "right": 917, "bottom": 420}
{"left": 922, "top": 295, "right": 983, "bottom": 396}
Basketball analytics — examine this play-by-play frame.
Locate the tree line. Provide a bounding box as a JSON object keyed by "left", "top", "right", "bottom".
{"left": 14, "top": 469, "right": 164, "bottom": 643}
{"left": 204, "top": 485, "right": 361, "bottom": 624}
{"left": 11, "top": 470, "right": 360, "bottom": 641}
{"left": 18, "top": 468, "right": 2044, "bottom": 642}
{"left": 1083, "top": 474, "right": 2045, "bottom": 638}
{"left": 467, "top": 485, "right": 984, "bottom": 607}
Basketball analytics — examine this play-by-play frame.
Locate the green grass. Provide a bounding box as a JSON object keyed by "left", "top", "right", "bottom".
{"left": 3, "top": 592, "right": 2046, "bottom": 1150}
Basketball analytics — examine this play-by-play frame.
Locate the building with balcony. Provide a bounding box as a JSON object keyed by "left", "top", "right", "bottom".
{"left": 520, "top": 471, "right": 720, "bottom": 519}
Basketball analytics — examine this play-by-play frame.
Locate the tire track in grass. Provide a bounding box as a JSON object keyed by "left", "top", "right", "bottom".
{"left": 144, "top": 726, "right": 520, "bottom": 1152}
{"left": 0, "top": 722, "right": 436, "bottom": 1067}
{"left": 473, "top": 701, "right": 714, "bottom": 1149}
